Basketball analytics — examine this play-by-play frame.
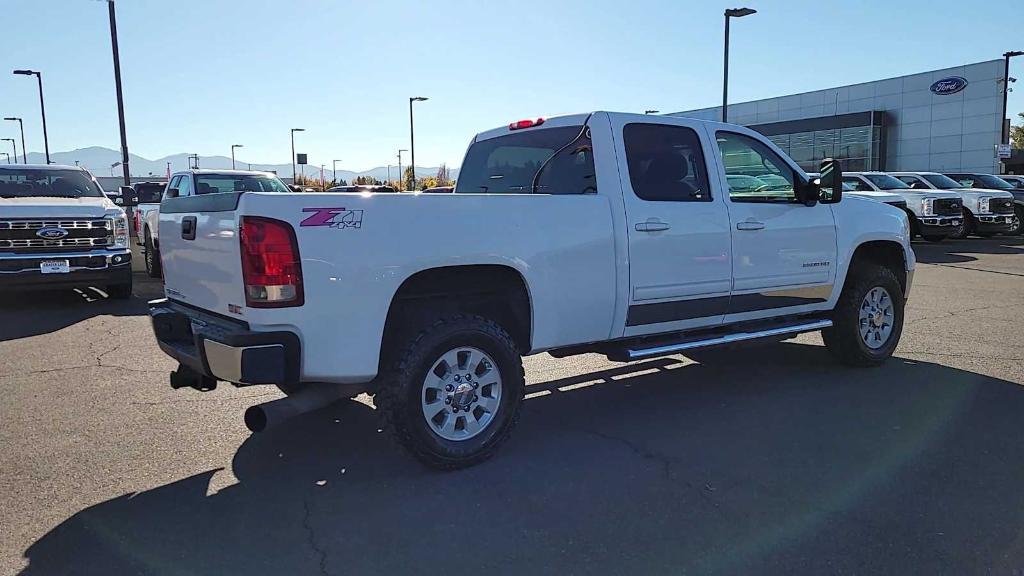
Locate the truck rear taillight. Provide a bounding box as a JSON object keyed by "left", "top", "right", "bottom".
{"left": 239, "top": 216, "right": 304, "bottom": 308}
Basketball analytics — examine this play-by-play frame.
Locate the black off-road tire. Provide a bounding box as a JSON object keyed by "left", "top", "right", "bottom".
{"left": 1009, "top": 207, "right": 1023, "bottom": 236}
{"left": 822, "top": 264, "right": 904, "bottom": 367}
{"left": 375, "top": 314, "right": 525, "bottom": 470}
{"left": 144, "top": 231, "right": 162, "bottom": 278}
{"left": 948, "top": 214, "right": 970, "bottom": 239}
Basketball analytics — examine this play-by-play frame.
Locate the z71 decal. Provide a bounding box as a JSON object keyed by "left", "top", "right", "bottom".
{"left": 300, "top": 207, "right": 363, "bottom": 229}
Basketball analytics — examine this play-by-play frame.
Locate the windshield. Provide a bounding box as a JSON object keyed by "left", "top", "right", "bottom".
{"left": 922, "top": 174, "right": 964, "bottom": 189}
{"left": 0, "top": 168, "right": 104, "bottom": 199}
{"left": 194, "top": 174, "right": 290, "bottom": 194}
{"left": 971, "top": 174, "right": 1014, "bottom": 190}
{"left": 863, "top": 174, "right": 909, "bottom": 190}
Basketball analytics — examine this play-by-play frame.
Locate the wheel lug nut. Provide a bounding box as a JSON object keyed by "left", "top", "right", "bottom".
{"left": 473, "top": 394, "right": 479, "bottom": 402}
{"left": 445, "top": 397, "right": 451, "bottom": 404}
{"left": 472, "top": 382, "right": 479, "bottom": 389}
{"left": 445, "top": 384, "right": 454, "bottom": 392}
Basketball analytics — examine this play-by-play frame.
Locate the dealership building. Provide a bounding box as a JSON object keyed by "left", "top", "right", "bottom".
{"left": 671, "top": 59, "right": 1008, "bottom": 174}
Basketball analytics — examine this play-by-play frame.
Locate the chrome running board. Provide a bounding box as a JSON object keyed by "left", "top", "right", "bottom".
{"left": 625, "top": 319, "right": 833, "bottom": 360}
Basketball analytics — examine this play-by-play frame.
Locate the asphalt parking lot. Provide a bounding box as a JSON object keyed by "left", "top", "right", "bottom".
{"left": 2, "top": 238, "right": 1023, "bottom": 575}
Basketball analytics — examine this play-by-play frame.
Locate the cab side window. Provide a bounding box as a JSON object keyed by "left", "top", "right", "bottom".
{"left": 165, "top": 175, "right": 181, "bottom": 199}
{"left": 843, "top": 176, "right": 872, "bottom": 192}
{"left": 716, "top": 132, "right": 796, "bottom": 203}
{"left": 624, "top": 123, "right": 710, "bottom": 202}
{"left": 897, "top": 176, "right": 927, "bottom": 189}
{"left": 176, "top": 175, "right": 194, "bottom": 197}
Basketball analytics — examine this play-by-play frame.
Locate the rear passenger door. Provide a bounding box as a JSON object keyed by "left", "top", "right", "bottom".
{"left": 612, "top": 118, "right": 733, "bottom": 336}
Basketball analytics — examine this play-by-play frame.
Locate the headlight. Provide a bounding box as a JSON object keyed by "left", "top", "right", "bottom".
{"left": 920, "top": 197, "right": 935, "bottom": 216}
{"left": 979, "top": 196, "right": 991, "bottom": 213}
{"left": 109, "top": 215, "right": 129, "bottom": 248}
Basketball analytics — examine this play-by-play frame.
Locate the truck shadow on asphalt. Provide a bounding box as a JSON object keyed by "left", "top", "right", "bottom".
{"left": 0, "top": 272, "right": 163, "bottom": 342}
{"left": 20, "top": 342, "right": 1024, "bottom": 575}
{"left": 912, "top": 235, "right": 1024, "bottom": 264}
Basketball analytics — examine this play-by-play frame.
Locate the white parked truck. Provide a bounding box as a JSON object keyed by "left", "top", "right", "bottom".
{"left": 843, "top": 172, "right": 963, "bottom": 242}
{"left": 1, "top": 164, "right": 132, "bottom": 298}
{"left": 149, "top": 112, "right": 915, "bottom": 468}
{"left": 889, "top": 172, "right": 1015, "bottom": 239}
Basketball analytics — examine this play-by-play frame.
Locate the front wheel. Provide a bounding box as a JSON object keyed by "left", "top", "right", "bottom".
{"left": 948, "top": 215, "right": 969, "bottom": 239}
{"left": 1009, "top": 208, "right": 1023, "bottom": 236}
{"left": 822, "top": 264, "right": 904, "bottom": 367}
{"left": 375, "top": 314, "right": 524, "bottom": 469}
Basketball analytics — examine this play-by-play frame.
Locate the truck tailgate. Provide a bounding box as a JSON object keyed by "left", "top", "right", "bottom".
{"left": 158, "top": 193, "right": 245, "bottom": 315}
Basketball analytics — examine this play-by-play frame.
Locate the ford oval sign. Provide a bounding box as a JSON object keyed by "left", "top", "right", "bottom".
{"left": 36, "top": 227, "right": 69, "bottom": 240}
{"left": 930, "top": 76, "right": 968, "bottom": 96}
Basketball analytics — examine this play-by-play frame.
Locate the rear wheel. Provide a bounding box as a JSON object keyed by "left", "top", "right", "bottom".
{"left": 376, "top": 314, "right": 524, "bottom": 469}
{"left": 144, "top": 232, "right": 162, "bottom": 278}
{"left": 823, "top": 264, "right": 904, "bottom": 367}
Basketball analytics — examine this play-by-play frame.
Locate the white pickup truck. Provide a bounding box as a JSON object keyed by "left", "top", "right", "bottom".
{"left": 843, "top": 172, "right": 963, "bottom": 242}
{"left": 1, "top": 164, "right": 133, "bottom": 298}
{"left": 889, "top": 172, "right": 1015, "bottom": 239}
{"left": 149, "top": 112, "right": 915, "bottom": 468}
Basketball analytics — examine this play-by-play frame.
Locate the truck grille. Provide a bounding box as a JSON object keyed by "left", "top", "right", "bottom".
{"left": 934, "top": 198, "right": 962, "bottom": 216}
{"left": 0, "top": 219, "right": 111, "bottom": 253}
{"left": 989, "top": 198, "right": 1014, "bottom": 214}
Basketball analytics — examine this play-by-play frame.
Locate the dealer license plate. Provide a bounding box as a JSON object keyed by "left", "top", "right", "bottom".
{"left": 40, "top": 260, "right": 70, "bottom": 274}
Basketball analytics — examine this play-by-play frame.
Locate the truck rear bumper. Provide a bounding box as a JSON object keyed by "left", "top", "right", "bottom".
{"left": 149, "top": 298, "right": 301, "bottom": 386}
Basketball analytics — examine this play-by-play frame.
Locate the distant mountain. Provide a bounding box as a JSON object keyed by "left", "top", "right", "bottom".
{"left": 21, "top": 147, "right": 458, "bottom": 183}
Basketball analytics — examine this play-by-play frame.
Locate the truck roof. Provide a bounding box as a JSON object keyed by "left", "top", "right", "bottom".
{"left": 0, "top": 163, "right": 84, "bottom": 171}
{"left": 472, "top": 111, "right": 754, "bottom": 143}
{"left": 172, "top": 169, "right": 276, "bottom": 176}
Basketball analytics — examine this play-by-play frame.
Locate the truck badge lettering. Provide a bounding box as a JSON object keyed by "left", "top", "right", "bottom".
{"left": 300, "top": 207, "right": 363, "bottom": 229}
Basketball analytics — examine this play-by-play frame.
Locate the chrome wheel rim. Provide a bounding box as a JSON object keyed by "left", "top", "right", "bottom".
{"left": 421, "top": 346, "right": 502, "bottom": 441}
{"left": 858, "top": 287, "right": 895, "bottom": 350}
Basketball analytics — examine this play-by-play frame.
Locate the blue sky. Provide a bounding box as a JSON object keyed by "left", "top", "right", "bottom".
{"left": 1, "top": 0, "right": 1020, "bottom": 171}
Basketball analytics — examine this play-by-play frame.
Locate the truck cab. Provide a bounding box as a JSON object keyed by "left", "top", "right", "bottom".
{"left": 149, "top": 112, "right": 914, "bottom": 468}
{"left": 843, "top": 171, "right": 962, "bottom": 242}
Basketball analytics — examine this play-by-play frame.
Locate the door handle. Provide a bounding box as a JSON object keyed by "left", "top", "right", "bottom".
{"left": 181, "top": 216, "right": 197, "bottom": 240}
{"left": 736, "top": 221, "right": 765, "bottom": 231}
{"left": 635, "top": 219, "right": 671, "bottom": 232}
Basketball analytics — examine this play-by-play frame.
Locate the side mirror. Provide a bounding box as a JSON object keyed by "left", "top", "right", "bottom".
{"left": 818, "top": 158, "right": 842, "bottom": 204}
{"left": 118, "top": 185, "right": 137, "bottom": 207}
{"left": 165, "top": 188, "right": 179, "bottom": 199}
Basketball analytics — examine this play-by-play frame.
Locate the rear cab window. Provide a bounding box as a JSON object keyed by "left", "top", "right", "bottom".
{"left": 194, "top": 174, "right": 290, "bottom": 195}
{"left": 455, "top": 125, "right": 596, "bottom": 194}
{"left": 623, "top": 123, "right": 710, "bottom": 202}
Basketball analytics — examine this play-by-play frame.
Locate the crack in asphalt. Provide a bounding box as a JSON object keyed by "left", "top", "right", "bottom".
{"left": 906, "top": 302, "right": 1023, "bottom": 325}
{"left": 930, "top": 263, "right": 1024, "bottom": 278}
{"left": 302, "top": 499, "right": 330, "bottom": 576}
{"left": 130, "top": 391, "right": 278, "bottom": 406}
{"left": 901, "top": 350, "right": 1024, "bottom": 361}
{"left": 0, "top": 364, "right": 168, "bottom": 379}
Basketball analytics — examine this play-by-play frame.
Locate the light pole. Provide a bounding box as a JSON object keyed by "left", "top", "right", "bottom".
{"left": 110, "top": 161, "right": 121, "bottom": 177}
{"left": 409, "top": 96, "right": 428, "bottom": 190}
{"left": 231, "top": 144, "right": 243, "bottom": 169}
{"left": 332, "top": 159, "right": 341, "bottom": 185}
{"left": 188, "top": 154, "right": 199, "bottom": 169}
{"left": 290, "top": 128, "right": 304, "bottom": 183}
{"left": 644, "top": 110, "right": 659, "bottom": 115}
{"left": 1, "top": 152, "right": 9, "bottom": 164}
{"left": 1002, "top": 51, "right": 1023, "bottom": 144}
{"left": 722, "top": 7, "right": 756, "bottom": 123}
{"left": 104, "top": 0, "right": 131, "bottom": 186}
{"left": 3, "top": 117, "right": 26, "bottom": 163}
{"left": 2, "top": 139, "right": 16, "bottom": 164}
{"left": 13, "top": 70, "right": 50, "bottom": 164}
{"left": 387, "top": 164, "right": 392, "bottom": 185}
{"left": 397, "top": 149, "right": 407, "bottom": 192}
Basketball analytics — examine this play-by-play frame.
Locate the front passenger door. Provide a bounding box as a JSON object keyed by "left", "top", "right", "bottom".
{"left": 714, "top": 130, "right": 837, "bottom": 321}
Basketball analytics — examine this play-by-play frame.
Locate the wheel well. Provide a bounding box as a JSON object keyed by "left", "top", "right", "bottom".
{"left": 381, "top": 265, "right": 532, "bottom": 364}
{"left": 848, "top": 241, "right": 906, "bottom": 293}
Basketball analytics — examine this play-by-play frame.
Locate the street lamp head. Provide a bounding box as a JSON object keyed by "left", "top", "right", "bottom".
{"left": 3, "top": 117, "right": 20, "bottom": 121}
{"left": 1005, "top": 51, "right": 1024, "bottom": 58}
{"left": 725, "top": 7, "right": 756, "bottom": 17}
{"left": 291, "top": 128, "right": 305, "bottom": 133}
{"left": 13, "top": 69, "right": 38, "bottom": 76}
{"left": 645, "top": 110, "right": 660, "bottom": 114}
{"left": 411, "top": 96, "right": 429, "bottom": 102}
{"left": 232, "top": 144, "right": 243, "bottom": 148}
